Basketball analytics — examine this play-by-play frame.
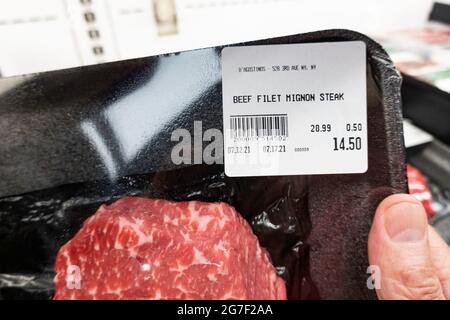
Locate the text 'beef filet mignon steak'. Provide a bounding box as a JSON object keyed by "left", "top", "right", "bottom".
{"left": 54, "top": 197, "right": 286, "bottom": 300}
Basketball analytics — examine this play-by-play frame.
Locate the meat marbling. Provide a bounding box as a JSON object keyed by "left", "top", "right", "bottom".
{"left": 54, "top": 197, "right": 286, "bottom": 300}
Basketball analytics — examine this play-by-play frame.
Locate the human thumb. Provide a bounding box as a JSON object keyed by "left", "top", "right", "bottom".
{"left": 368, "top": 194, "right": 445, "bottom": 300}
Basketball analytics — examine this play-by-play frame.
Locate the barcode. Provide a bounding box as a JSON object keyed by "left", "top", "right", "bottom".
{"left": 229, "top": 114, "right": 288, "bottom": 139}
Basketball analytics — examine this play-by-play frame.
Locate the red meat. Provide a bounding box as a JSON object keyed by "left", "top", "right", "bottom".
{"left": 407, "top": 164, "right": 434, "bottom": 218}
{"left": 54, "top": 197, "right": 286, "bottom": 300}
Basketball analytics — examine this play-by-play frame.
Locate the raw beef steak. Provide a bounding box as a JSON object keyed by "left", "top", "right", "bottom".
{"left": 54, "top": 197, "right": 286, "bottom": 299}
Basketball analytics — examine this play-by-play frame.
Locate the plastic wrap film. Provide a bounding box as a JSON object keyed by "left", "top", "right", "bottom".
{"left": 0, "top": 30, "right": 407, "bottom": 300}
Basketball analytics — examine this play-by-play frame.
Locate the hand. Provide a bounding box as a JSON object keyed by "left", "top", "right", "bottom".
{"left": 368, "top": 193, "right": 450, "bottom": 300}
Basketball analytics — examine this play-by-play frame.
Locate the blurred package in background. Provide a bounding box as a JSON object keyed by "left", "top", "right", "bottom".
{"left": 377, "top": 2, "right": 450, "bottom": 243}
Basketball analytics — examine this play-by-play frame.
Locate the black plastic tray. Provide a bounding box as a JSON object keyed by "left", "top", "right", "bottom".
{"left": 0, "top": 29, "right": 407, "bottom": 300}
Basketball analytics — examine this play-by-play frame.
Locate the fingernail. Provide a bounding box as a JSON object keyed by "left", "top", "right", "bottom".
{"left": 384, "top": 202, "right": 427, "bottom": 242}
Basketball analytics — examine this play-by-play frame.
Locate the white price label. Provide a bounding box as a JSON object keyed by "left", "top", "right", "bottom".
{"left": 222, "top": 41, "right": 368, "bottom": 177}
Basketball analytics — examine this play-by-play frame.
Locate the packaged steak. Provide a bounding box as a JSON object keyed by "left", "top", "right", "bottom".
{"left": 0, "top": 29, "right": 407, "bottom": 300}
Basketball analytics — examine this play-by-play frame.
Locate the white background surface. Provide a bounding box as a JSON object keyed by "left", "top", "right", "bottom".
{"left": 0, "top": 0, "right": 447, "bottom": 76}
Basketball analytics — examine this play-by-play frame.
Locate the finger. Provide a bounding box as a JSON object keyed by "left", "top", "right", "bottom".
{"left": 428, "top": 225, "right": 450, "bottom": 299}
{"left": 368, "top": 193, "right": 445, "bottom": 300}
